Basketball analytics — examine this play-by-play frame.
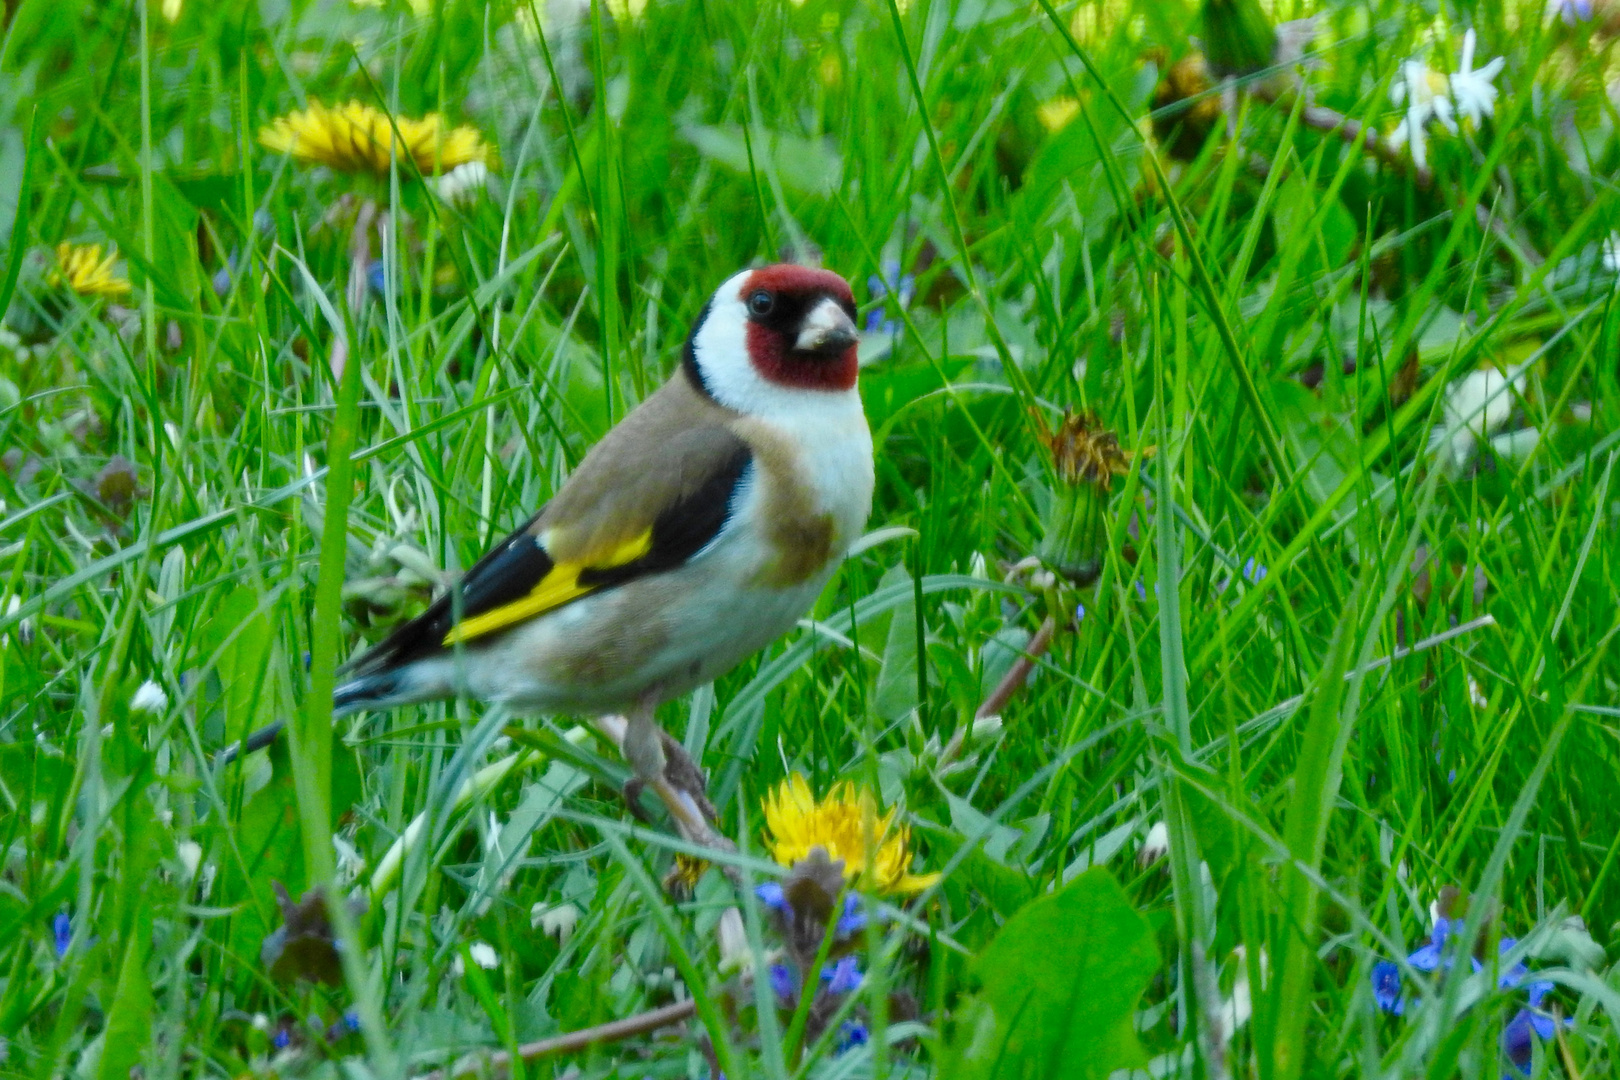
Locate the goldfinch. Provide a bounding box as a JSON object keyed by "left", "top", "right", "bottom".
{"left": 334, "top": 264, "right": 873, "bottom": 848}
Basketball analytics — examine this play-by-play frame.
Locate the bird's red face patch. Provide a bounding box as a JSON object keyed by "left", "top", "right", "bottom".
{"left": 739, "top": 265, "right": 860, "bottom": 392}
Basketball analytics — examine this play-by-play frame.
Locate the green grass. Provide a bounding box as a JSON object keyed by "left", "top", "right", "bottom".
{"left": 3, "top": 0, "right": 1620, "bottom": 1077}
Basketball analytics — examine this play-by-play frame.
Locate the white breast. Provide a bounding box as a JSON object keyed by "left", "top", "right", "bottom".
{"left": 740, "top": 391, "right": 875, "bottom": 557}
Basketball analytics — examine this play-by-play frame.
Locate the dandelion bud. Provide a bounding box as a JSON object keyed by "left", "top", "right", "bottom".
{"left": 1137, "top": 821, "right": 1171, "bottom": 868}
{"left": 716, "top": 907, "right": 749, "bottom": 974}
{"left": 1035, "top": 410, "right": 1149, "bottom": 584}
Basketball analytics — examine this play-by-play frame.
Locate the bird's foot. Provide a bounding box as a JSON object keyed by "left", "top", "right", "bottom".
{"left": 622, "top": 777, "right": 654, "bottom": 824}
{"left": 610, "top": 708, "right": 735, "bottom": 862}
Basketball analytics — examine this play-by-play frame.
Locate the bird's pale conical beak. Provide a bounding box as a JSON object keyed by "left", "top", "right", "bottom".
{"left": 794, "top": 297, "right": 859, "bottom": 355}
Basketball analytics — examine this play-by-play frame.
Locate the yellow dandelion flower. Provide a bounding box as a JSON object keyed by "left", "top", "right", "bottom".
{"left": 258, "top": 99, "right": 498, "bottom": 178}
{"left": 762, "top": 773, "right": 938, "bottom": 895}
{"left": 49, "top": 243, "right": 132, "bottom": 299}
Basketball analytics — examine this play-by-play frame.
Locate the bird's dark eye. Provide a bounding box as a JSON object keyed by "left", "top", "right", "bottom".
{"left": 748, "top": 290, "right": 775, "bottom": 316}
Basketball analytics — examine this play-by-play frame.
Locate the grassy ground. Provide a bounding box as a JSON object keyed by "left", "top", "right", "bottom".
{"left": 3, "top": 0, "right": 1619, "bottom": 1076}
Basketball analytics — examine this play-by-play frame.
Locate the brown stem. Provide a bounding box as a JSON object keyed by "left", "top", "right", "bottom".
{"left": 975, "top": 616, "right": 1057, "bottom": 721}
{"left": 1251, "top": 86, "right": 1433, "bottom": 187}
{"left": 1251, "top": 87, "right": 1542, "bottom": 264}
{"left": 416, "top": 998, "right": 699, "bottom": 1080}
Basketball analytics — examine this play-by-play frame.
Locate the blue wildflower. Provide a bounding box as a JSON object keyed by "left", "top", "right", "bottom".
{"left": 1375, "top": 922, "right": 1571, "bottom": 1074}
{"left": 1496, "top": 939, "right": 1530, "bottom": 989}
{"left": 52, "top": 913, "right": 71, "bottom": 959}
{"left": 1405, "top": 918, "right": 1449, "bottom": 972}
{"left": 1242, "top": 557, "right": 1267, "bottom": 584}
{"left": 367, "top": 260, "right": 390, "bottom": 296}
{"left": 769, "top": 962, "right": 797, "bottom": 1003}
{"left": 1371, "top": 917, "right": 1482, "bottom": 1014}
{"left": 1503, "top": 983, "right": 1559, "bottom": 1073}
{"left": 1503, "top": 978, "right": 1571, "bottom": 1075}
{"left": 211, "top": 215, "right": 274, "bottom": 298}
{"left": 756, "top": 882, "right": 868, "bottom": 941}
{"left": 1497, "top": 940, "right": 1569, "bottom": 1073}
{"left": 1551, "top": 0, "right": 1593, "bottom": 23}
{"left": 769, "top": 956, "right": 865, "bottom": 1006}
{"left": 272, "top": 1028, "right": 291, "bottom": 1050}
{"left": 1134, "top": 579, "right": 1147, "bottom": 601}
{"left": 1075, "top": 601, "right": 1087, "bottom": 623}
{"left": 1371, "top": 960, "right": 1404, "bottom": 1014}
{"left": 865, "top": 260, "right": 914, "bottom": 337}
{"left": 836, "top": 1019, "right": 870, "bottom": 1052}
{"left": 834, "top": 894, "right": 866, "bottom": 937}
{"left": 822, "top": 955, "right": 864, "bottom": 994}
{"left": 343, "top": 1010, "right": 361, "bottom": 1032}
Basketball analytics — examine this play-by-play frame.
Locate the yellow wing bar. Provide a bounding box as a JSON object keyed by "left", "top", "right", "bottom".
{"left": 441, "top": 529, "right": 652, "bottom": 646}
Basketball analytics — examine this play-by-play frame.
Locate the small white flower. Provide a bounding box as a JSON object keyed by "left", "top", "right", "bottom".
{"left": 1, "top": 594, "right": 31, "bottom": 648}
{"left": 434, "top": 161, "right": 490, "bottom": 208}
{"left": 1448, "top": 30, "right": 1505, "bottom": 129}
{"left": 1602, "top": 232, "right": 1620, "bottom": 274}
{"left": 1432, "top": 365, "right": 1523, "bottom": 471}
{"left": 1389, "top": 57, "right": 1451, "bottom": 171}
{"left": 333, "top": 835, "right": 366, "bottom": 885}
{"left": 1219, "top": 945, "right": 1265, "bottom": 1035}
{"left": 531, "top": 902, "right": 580, "bottom": 944}
{"left": 177, "top": 840, "right": 204, "bottom": 879}
{"left": 1389, "top": 31, "right": 1504, "bottom": 170}
{"left": 451, "top": 940, "right": 501, "bottom": 976}
{"left": 1137, "top": 821, "right": 1171, "bottom": 868}
{"left": 130, "top": 679, "right": 168, "bottom": 714}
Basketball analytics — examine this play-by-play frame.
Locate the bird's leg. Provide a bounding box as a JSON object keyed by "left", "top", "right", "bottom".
{"left": 608, "top": 697, "right": 732, "bottom": 854}
{"left": 654, "top": 727, "right": 719, "bottom": 825}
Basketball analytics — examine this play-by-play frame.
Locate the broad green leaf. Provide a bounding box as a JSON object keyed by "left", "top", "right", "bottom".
{"left": 680, "top": 124, "right": 841, "bottom": 195}
{"left": 97, "top": 913, "right": 153, "bottom": 1080}
{"left": 873, "top": 561, "right": 921, "bottom": 721}
{"left": 941, "top": 868, "right": 1158, "bottom": 1080}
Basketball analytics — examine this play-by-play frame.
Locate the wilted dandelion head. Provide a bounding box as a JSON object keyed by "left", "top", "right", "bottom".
{"left": 665, "top": 851, "right": 710, "bottom": 897}
{"left": 259, "top": 100, "right": 498, "bottom": 178}
{"left": 762, "top": 773, "right": 937, "bottom": 895}
{"left": 49, "top": 243, "right": 131, "bottom": 299}
{"left": 1039, "top": 410, "right": 1152, "bottom": 488}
